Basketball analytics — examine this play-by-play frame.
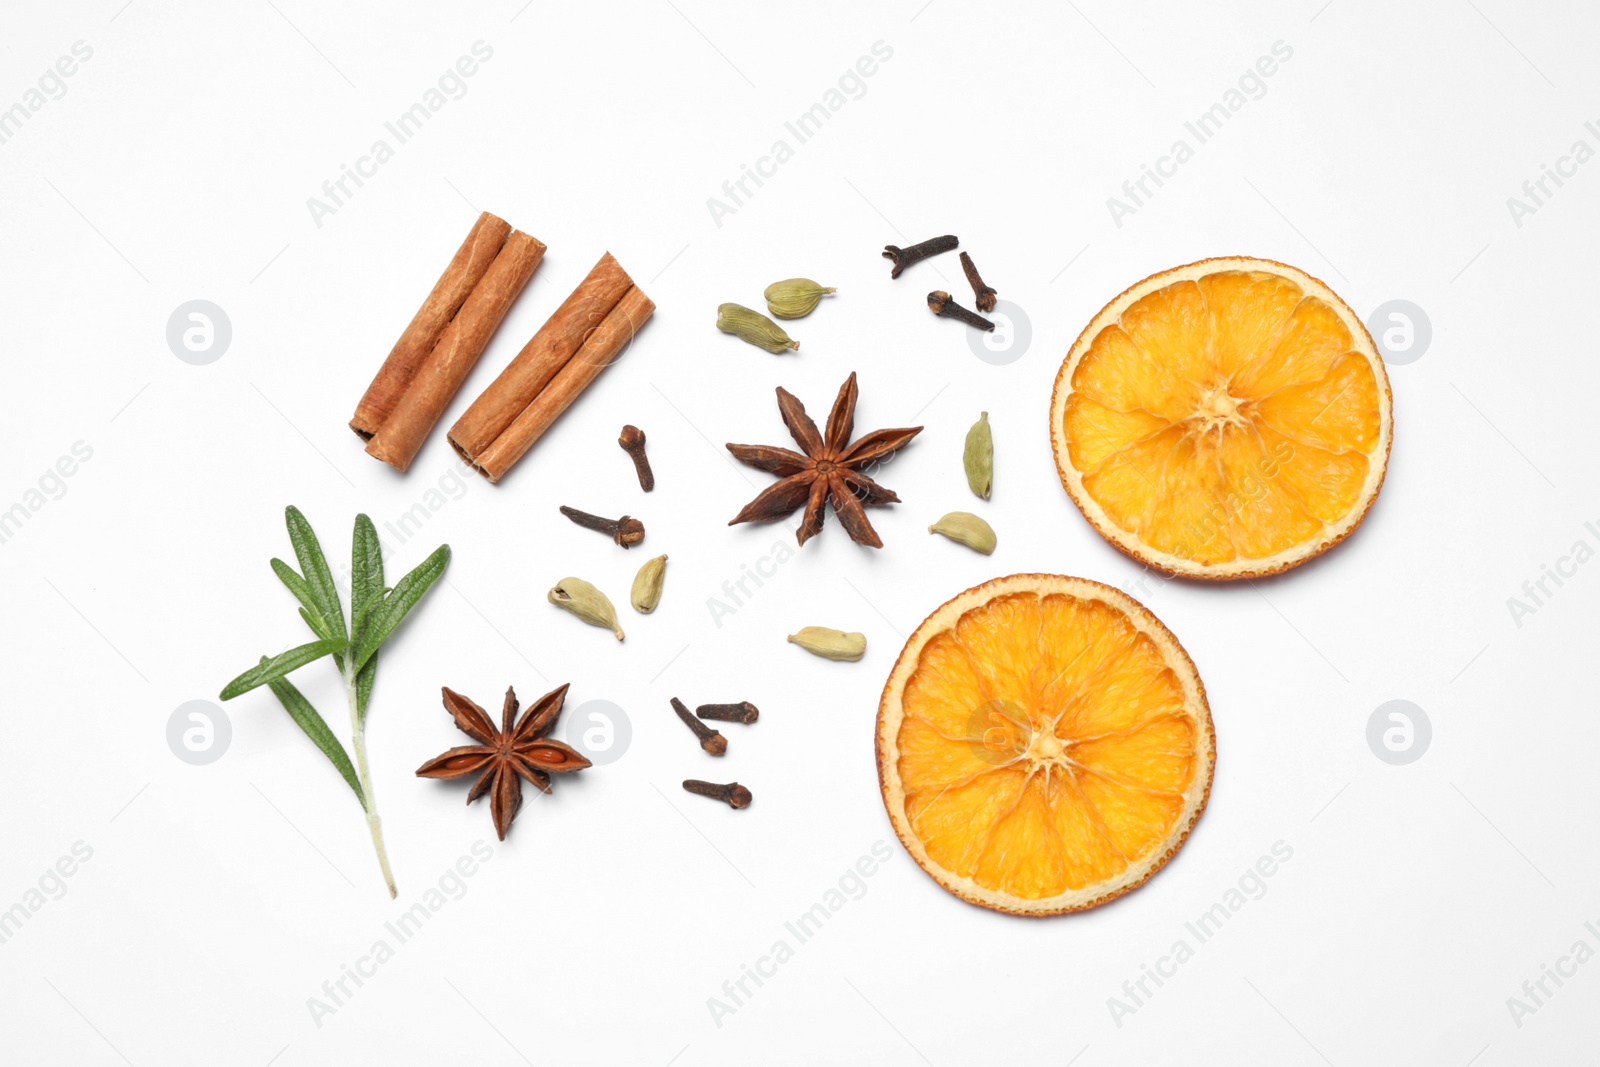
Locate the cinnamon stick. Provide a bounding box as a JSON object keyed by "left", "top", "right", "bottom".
{"left": 448, "top": 252, "right": 636, "bottom": 462}
{"left": 365, "top": 229, "right": 545, "bottom": 473}
{"left": 350, "top": 211, "right": 511, "bottom": 441}
{"left": 452, "top": 262, "right": 653, "bottom": 483}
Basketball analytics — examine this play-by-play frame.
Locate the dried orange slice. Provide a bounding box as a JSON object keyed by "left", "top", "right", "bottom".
{"left": 1050, "top": 257, "right": 1392, "bottom": 579}
{"left": 877, "top": 574, "right": 1214, "bottom": 915}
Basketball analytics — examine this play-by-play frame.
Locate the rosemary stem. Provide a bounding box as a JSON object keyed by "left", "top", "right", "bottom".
{"left": 344, "top": 658, "right": 397, "bottom": 898}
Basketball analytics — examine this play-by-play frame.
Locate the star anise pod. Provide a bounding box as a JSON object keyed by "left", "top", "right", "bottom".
{"left": 725, "top": 372, "right": 922, "bottom": 548}
{"left": 416, "top": 685, "right": 591, "bottom": 840}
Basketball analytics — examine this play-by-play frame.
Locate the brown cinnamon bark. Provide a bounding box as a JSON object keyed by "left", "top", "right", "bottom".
{"left": 456, "top": 277, "right": 653, "bottom": 483}
{"left": 350, "top": 212, "right": 511, "bottom": 441}
{"left": 448, "top": 252, "right": 635, "bottom": 462}
{"left": 364, "top": 229, "right": 545, "bottom": 473}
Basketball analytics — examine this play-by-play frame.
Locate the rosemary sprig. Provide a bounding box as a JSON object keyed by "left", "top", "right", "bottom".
{"left": 220, "top": 506, "right": 449, "bottom": 897}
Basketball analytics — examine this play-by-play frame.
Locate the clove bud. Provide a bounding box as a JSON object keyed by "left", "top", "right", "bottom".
{"left": 618, "top": 424, "right": 654, "bottom": 492}
{"left": 883, "top": 234, "right": 958, "bottom": 278}
{"left": 959, "top": 251, "right": 997, "bottom": 312}
{"left": 927, "top": 290, "right": 994, "bottom": 332}
{"left": 697, "top": 701, "right": 759, "bottom": 724}
{"left": 559, "top": 505, "right": 645, "bottom": 548}
{"left": 683, "top": 779, "right": 752, "bottom": 809}
{"left": 672, "top": 697, "right": 726, "bottom": 755}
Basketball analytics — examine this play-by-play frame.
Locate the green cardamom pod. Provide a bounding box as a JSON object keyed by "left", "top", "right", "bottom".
{"left": 787, "top": 626, "right": 866, "bottom": 661}
{"left": 963, "top": 411, "right": 993, "bottom": 500}
{"left": 763, "top": 278, "right": 837, "bottom": 319}
{"left": 929, "top": 511, "right": 997, "bottom": 555}
{"left": 717, "top": 302, "right": 799, "bottom": 353}
{"left": 548, "top": 577, "right": 624, "bottom": 640}
{"left": 630, "top": 554, "right": 668, "bottom": 614}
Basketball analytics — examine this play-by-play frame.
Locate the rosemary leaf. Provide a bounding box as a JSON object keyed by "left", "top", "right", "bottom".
{"left": 353, "top": 544, "right": 450, "bottom": 671}
{"left": 270, "top": 557, "right": 312, "bottom": 608}
{"left": 272, "top": 558, "right": 335, "bottom": 641}
{"left": 285, "top": 506, "right": 346, "bottom": 642}
{"left": 219, "top": 636, "right": 346, "bottom": 700}
{"left": 351, "top": 514, "right": 384, "bottom": 642}
{"left": 354, "top": 588, "right": 388, "bottom": 620}
{"left": 351, "top": 514, "right": 385, "bottom": 725}
{"left": 262, "top": 662, "right": 365, "bottom": 804}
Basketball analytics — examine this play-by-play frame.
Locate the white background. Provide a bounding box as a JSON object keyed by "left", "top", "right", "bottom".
{"left": 1, "top": 1, "right": 1596, "bottom": 1064}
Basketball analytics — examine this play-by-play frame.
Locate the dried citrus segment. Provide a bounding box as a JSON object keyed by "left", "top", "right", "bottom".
{"left": 1256, "top": 350, "right": 1381, "bottom": 454}
{"left": 1233, "top": 296, "right": 1350, "bottom": 398}
{"left": 901, "top": 630, "right": 986, "bottom": 737}
{"left": 1033, "top": 594, "right": 1115, "bottom": 721}
{"left": 1072, "top": 325, "right": 1185, "bottom": 419}
{"left": 894, "top": 716, "right": 1000, "bottom": 797}
{"left": 1064, "top": 393, "right": 1171, "bottom": 471}
{"left": 1197, "top": 270, "right": 1305, "bottom": 379}
{"left": 1080, "top": 424, "right": 1185, "bottom": 534}
{"left": 1048, "top": 777, "right": 1134, "bottom": 889}
{"left": 1051, "top": 257, "right": 1392, "bottom": 579}
{"left": 1075, "top": 770, "right": 1184, "bottom": 861}
{"left": 953, "top": 592, "right": 1042, "bottom": 714}
{"left": 972, "top": 779, "right": 1066, "bottom": 899}
{"left": 1073, "top": 714, "right": 1198, "bottom": 794}
{"left": 1214, "top": 424, "right": 1323, "bottom": 559}
{"left": 1119, "top": 280, "right": 1211, "bottom": 396}
{"left": 878, "top": 575, "right": 1214, "bottom": 915}
{"left": 907, "top": 767, "right": 1030, "bottom": 878}
{"left": 1261, "top": 426, "right": 1369, "bottom": 524}
{"left": 1061, "top": 633, "right": 1188, "bottom": 739}
{"left": 1136, "top": 433, "right": 1237, "bottom": 566}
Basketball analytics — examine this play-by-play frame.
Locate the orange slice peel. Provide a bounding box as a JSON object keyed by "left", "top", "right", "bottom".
{"left": 877, "top": 574, "right": 1215, "bottom": 915}
{"left": 1050, "top": 256, "right": 1393, "bottom": 579}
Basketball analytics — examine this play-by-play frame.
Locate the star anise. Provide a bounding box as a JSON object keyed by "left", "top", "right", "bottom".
{"left": 725, "top": 372, "right": 922, "bottom": 548}
{"left": 416, "top": 685, "right": 591, "bottom": 840}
